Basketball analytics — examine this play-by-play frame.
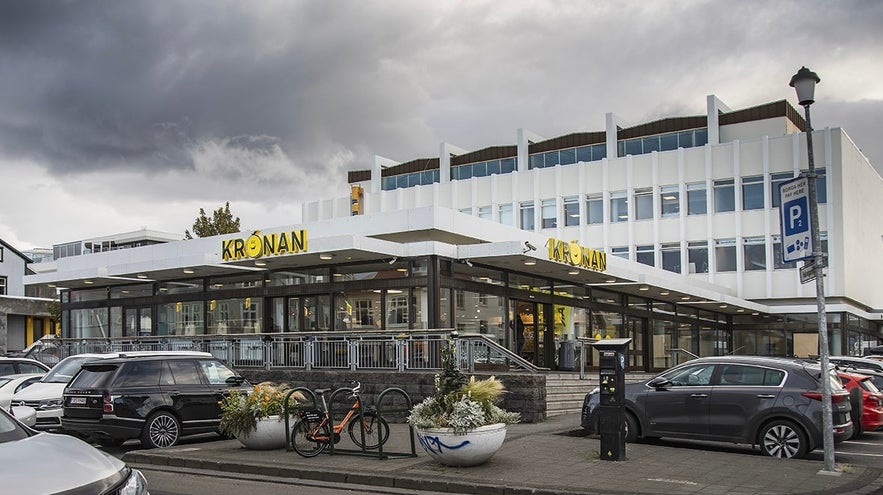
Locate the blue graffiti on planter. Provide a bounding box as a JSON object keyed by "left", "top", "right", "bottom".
{"left": 417, "top": 433, "right": 471, "bottom": 455}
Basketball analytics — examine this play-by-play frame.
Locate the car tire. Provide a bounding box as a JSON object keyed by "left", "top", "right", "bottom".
{"left": 759, "top": 420, "right": 809, "bottom": 459}
{"left": 141, "top": 411, "right": 181, "bottom": 449}
{"left": 624, "top": 412, "right": 639, "bottom": 443}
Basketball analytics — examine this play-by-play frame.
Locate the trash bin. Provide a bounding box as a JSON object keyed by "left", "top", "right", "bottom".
{"left": 558, "top": 339, "right": 575, "bottom": 371}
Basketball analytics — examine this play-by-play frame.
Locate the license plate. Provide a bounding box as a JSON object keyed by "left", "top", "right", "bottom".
{"left": 69, "top": 397, "right": 87, "bottom": 405}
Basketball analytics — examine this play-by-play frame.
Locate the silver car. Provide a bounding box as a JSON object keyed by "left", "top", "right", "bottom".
{"left": 0, "top": 406, "right": 149, "bottom": 494}
{"left": 581, "top": 355, "right": 854, "bottom": 458}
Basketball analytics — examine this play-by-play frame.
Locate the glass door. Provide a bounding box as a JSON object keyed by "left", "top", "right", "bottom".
{"left": 125, "top": 307, "right": 153, "bottom": 337}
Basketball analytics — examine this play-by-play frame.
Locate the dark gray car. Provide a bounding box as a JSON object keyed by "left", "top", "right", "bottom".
{"left": 581, "top": 356, "right": 853, "bottom": 458}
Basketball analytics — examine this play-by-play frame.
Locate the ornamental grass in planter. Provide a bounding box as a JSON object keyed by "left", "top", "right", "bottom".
{"left": 219, "top": 381, "right": 305, "bottom": 449}
{"left": 407, "top": 337, "right": 519, "bottom": 465}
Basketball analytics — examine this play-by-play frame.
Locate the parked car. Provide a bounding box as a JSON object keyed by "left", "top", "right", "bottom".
{"left": 829, "top": 356, "right": 883, "bottom": 374}
{"left": 838, "top": 371, "right": 883, "bottom": 437}
{"left": 62, "top": 354, "right": 250, "bottom": 448}
{"left": 0, "top": 373, "right": 44, "bottom": 410}
{"left": 580, "top": 356, "right": 854, "bottom": 459}
{"left": 5, "top": 334, "right": 62, "bottom": 366}
{"left": 13, "top": 350, "right": 211, "bottom": 431}
{"left": 0, "top": 406, "right": 149, "bottom": 495}
{"left": 0, "top": 357, "right": 50, "bottom": 375}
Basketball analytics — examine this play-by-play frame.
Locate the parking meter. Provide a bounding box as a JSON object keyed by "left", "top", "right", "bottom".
{"left": 591, "top": 338, "right": 631, "bottom": 461}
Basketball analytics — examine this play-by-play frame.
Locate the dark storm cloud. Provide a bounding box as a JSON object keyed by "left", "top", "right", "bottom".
{"left": 0, "top": 0, "right": 881, "bottom": 186}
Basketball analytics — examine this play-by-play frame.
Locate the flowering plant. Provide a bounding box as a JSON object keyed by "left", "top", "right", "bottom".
{"left": 407, "top": 338, "right": 520, "bottom": 433}
{"left": 219, "top": 381, "right": 304, "bottom": 439}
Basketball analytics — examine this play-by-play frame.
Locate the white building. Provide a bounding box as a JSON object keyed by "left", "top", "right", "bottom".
{"left": 24, "top": 96, "right": 883, "bottom": 371}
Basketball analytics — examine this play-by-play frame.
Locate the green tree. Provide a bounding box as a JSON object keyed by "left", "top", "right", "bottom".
{"left": 185, "top": 202, "right": 241, "bottom": 239}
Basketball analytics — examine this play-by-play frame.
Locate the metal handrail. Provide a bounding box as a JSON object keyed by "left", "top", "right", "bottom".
{"left": 26, "top": 330, "right": 543, "bottom": 373}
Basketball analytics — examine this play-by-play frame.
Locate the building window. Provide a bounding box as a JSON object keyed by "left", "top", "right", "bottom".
{"left": 0, "top": 246, "right": 4, "bottom": 262}
{"left": 742, "top": 176, "right": 764, "bottom": 210}
{"left": 661, "top": 243, "right": 681, "bottom": 273}
{"left": 715, "top": 238, "right": 737, "bottom": 272}
{"left": 634, "top": 188, "right": 653, "bottom": 220}
{"left": 611, "top": 246, "right": 629, "bottom": 259}
{"left": 610, "top": 191, "right": 628, "bottom": 223}
{"left": 0, "top": 276, "right": 6, "bottom": 295}
{"left": 459, "top": 207, "right": 473, "bottom": 215}
{"left": 772, "top": 235, "right": 798, "bottom": 269}
{"left": 743, "top": 236, "right": 767, "bottom": 271}
{"left": 541, "top": 199, "right": 557, "bottom": 229}
{"left": 688, "top": 241, "right": 709, "bottom": 273}
{"left": 816, "top": 168, "right": 828, "bottom": 204}
{"left": 477, "top": 206, "right": 492, "bottom": 221}
{"left": 586, "top": 194, "right": 603, "bottom": 224}
{"left": 687, "top": 182, "right": 707, "bottom": 215}
{"left": 770, "top": 172, "right": 794, "bottom": 208}
{"left": 714, "top": 179, "right": 735, "bottom": 213}
{"left": 660, "top": 185, "right": 679, "bottom": 217}
{"left": 563, "top": 196, "right": 580, "bottom": 226}
{"left": 636, "top": 245, "right": 654, "bottom": 266}
{"left": 520, "top": 201, "right": 535, "bottom": 231}
{"left": 499, "top": 203, "right": 514, "bottom": 226}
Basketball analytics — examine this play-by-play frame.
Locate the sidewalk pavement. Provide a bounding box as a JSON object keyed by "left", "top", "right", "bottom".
{"left": 123, "top": 414, "right": 883, "bottom": 495}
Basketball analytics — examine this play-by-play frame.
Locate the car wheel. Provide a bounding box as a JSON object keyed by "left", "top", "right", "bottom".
{"left": 141, "top": 411, "right": 181, "bottom": 449}
{"left": 624, "top": 412, "right": 639, "bottom": 443}
{"left": 759, "top": 420, "right": 808, "bottom": 459}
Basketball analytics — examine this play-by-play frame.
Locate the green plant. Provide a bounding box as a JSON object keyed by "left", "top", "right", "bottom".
{"left": 219, "top": 381, "right": 304, "bottom": 438}
{"left": 407, "top": 338, "right": 520, "bottom": 433}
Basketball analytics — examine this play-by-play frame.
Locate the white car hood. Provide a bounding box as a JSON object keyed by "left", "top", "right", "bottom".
{"left": 0, "top": 433, "right": 127, "bottom": 495}
{"left": 11, "top": 382, "right": 65, "bottom": 402}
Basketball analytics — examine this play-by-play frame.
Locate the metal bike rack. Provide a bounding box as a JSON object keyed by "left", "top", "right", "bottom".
{"left": 285, "top": 384, "right": 416, "bottom": 460}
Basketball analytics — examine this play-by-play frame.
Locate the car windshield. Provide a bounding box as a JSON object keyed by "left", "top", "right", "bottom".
{"left": 42, "top": 356, "right": 97, "bottom": 384}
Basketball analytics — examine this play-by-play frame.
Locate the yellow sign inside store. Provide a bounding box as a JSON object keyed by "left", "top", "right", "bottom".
{"left": 547, "top": 238, "right": 607, "bottom": 272}
{"left": 221, "top": 229, "right": 308, "bottom": 261}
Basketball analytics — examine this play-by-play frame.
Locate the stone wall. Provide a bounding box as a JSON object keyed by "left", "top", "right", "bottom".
{"left": 239, "top": 369, "right": 547, "bottom": 423}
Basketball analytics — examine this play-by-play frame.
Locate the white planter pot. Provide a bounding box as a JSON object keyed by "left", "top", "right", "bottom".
{"left": 415, "top": 423, "right": 507, "bottom": 467}
{"left": 235, "top": 415, "right": 288, "bottom": 450}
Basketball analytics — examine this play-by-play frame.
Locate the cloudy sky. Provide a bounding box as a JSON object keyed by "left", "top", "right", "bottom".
{"left": 1, "top": 0, "right": 881, "bottom": 250}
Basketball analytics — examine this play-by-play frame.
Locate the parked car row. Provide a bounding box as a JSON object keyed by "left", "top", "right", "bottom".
{"left": 581, "top": 355, "right": 855, "bottom": 459}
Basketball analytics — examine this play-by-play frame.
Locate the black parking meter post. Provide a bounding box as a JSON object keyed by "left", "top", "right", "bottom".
{"left": 591, "top": 338, "right": 631, "bottom": 461}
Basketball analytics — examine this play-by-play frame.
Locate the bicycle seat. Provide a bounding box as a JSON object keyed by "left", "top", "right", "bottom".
{"left": 315, "top": 388, "right": 332, "bottom": 396}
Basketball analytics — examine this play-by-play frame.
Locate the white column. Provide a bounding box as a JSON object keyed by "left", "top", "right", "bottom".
{"left": 517, "top": 128, "right": 543, "bottom": 172}
{"left": 706, "top": 95, "right": 732, "bottom": 146}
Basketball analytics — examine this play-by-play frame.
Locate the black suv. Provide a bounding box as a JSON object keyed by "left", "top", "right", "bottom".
{"left": 61, "top": 354, "right": 250, "bottom": 448}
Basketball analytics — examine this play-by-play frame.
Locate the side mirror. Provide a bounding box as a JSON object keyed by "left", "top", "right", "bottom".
{"left": 647, "top": 376, "right": 672, "bottom": 390}
{"left": 226, "top": 375, "right": 245, "bottom": 386}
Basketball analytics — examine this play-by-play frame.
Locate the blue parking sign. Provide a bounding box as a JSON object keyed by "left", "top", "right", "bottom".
{"left": 779, "top": 176, "right": 813, "bottom": 263}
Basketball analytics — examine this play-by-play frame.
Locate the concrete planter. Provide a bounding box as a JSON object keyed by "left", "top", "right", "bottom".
{"left": 415, "top": 423, "right": 507, "bottom": 466}
{"left": 236, "top": 415, "right": 288, "bottom": 450}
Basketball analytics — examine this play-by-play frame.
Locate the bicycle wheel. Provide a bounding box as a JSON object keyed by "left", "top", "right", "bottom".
{"left": 348, "top": 412, "right": 390, "bottom": 449}
{"left": 290, "top": 416, "right": 331, "bottom": 458}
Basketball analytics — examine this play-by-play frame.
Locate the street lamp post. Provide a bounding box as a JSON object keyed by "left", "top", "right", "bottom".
{"left": 790, "top": 66, "right": 837, "bottom": 474}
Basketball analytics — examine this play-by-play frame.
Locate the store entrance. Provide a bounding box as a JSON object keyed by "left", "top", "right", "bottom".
{"left": 511, "top": 300, "right": 554, "bottom": 368}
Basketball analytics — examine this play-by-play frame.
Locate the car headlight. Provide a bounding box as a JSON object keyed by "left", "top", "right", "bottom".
{"left": 119, "top": 468, "right": 149, "bottom": 495}
{"left": 38, "top": 398, "right": 63, "bottom": 410}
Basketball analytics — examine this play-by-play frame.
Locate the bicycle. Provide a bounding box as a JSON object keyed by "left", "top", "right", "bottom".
{"left": 289, "top": 381, "right": 391, "bottom": 457}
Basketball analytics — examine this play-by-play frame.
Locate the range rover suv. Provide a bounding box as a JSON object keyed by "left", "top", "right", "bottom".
{"left": 62, "top": 354, "right": 250, "bottom": 448}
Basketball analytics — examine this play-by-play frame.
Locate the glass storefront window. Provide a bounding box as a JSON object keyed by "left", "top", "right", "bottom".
{"left": 509, "top": 273, "right": 552, "bottom": 295}
{"left": 70, "top": 288, "right": 107, "bottom": 302}
{"left": 338, "top": 290, "right": 381, "bottom": 331}
{"left": 111, "top": 284, "right": 154, "bottom": 299}
{"left": 156, "top": 279, "right": 203, "bottom": 295}
{"left": 386, "top": 290, "right": 410, "bottom": 330}
{"left": 209, "top": 274, "right": 261, "bottom": 290}
{"left": 454, "top": 289, "right": 504, "bottom": 342}
{"left": 269, "top": 269, "right": 328, "bottom": 286}
{"left": 207, "top": 297, "right": 262, "bottom": 334}
{"left": 110, "top": 306, "right": 123, "bottom": 338}
{"left": 453, "top": 263, "right": 504, "bottom": 286}
{"left": 157, "top": 301, "right": 204, "bottom": 336}
{"left": 70, "top": 308, "right": 108, "bottom": 338}
{"left": 304, "top": 295, "right": 330, "bottom": 331}
{"left": 287, "top": 297, "right": 302, "bottom": 332}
